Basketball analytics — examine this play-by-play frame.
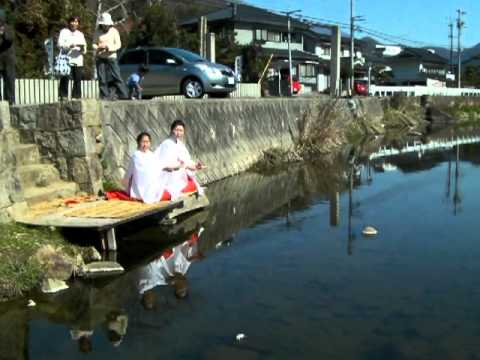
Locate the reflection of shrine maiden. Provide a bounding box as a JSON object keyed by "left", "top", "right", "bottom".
{"left": 138, "top": 239, "right": 199, "bottom": 294}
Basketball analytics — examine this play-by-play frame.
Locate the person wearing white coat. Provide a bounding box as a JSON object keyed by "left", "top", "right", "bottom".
{"left": 123, "top": 132, "right": 166, "bottom": 204}
{"left": 155, "top": 120, "right": 204, "bottom": 200}
{"left": 57, "top": 16, "right": 87, "bottom": 99}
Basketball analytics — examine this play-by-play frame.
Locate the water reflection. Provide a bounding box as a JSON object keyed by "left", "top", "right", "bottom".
{"left": 2, "top": 136, "right": 480, "bottom": 359}
{"left": 453, "top": 144, "right": 462, "bottom": 215}
{"left": 139, "top": 227, "right": 204, "bottom": 308}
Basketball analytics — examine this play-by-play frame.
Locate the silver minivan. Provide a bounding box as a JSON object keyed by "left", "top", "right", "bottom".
{"left": 119, "top": 47, "right": 237, "bottom": 98}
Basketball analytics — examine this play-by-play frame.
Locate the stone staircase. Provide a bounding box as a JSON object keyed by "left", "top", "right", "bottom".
{"left": 14, "top": 143, "right": 78, "bottom": 205}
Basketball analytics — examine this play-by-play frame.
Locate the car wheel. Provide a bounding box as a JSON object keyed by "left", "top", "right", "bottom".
{"left": 183, "top": 78, "right": 204, "bottom": 99}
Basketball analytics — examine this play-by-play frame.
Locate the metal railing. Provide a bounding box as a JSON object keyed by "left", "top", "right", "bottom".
{"left": 370, "top": 85, "right": 480, "bottom": 97}
{"left": 1, "top": 79, "right": 261, "bottom": 105}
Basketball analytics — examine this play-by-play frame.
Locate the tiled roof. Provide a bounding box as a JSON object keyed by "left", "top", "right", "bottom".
{"left": 180, "top": 3, "right": 309, "bottom": 30}
{"left": 393, "top": 47, "right": 448, "bottom": 65}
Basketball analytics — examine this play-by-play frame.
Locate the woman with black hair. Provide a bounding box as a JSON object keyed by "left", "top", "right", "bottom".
{"left": 155, "top": 120, "right": 204, "bottom": 200}
{"left": 122, "top": 132, "right": 166, "bottom": 204}
{"left": 57, "top": 16, "right": 87, "bottom": 99}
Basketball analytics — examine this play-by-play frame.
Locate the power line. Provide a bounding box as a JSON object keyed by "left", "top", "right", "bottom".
{"left": 191, "top": 0, "right": 451, "bottom": 49}
{"left": 298, "top": 13, "right": 450, "bottom": 48}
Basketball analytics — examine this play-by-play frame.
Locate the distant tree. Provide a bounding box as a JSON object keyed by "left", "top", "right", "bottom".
{"left": 464, "top": 65, "right": 480, "bottom": 87}
{"left": 241, "top": 41, "right": 269, "bottom": 83}
{"left": 127, "top": 3, "right": 197, "bottom": 51}
{"left": 215, "top": 31, "right": 241, "bottom": 67}
{"left": 7, "top": 0, "right": 95, "bottom": 77}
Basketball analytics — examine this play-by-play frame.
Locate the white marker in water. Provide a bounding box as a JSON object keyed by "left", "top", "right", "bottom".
{"left": 236, "top": 333, "right": 246, "bottom": 341}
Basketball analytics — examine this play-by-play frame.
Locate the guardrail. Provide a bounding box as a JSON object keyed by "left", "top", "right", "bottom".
{"left": 370, "top": 85, "right": 480, "bottom": 97}
{"left": 2, "top": 79, "right": 261, "bottom": 105}
{"left": 154, "top": 83, "right": 261, "bottom": 101}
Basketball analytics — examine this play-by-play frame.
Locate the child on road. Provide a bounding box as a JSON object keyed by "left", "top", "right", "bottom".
{"left": 127, "top": 65, "right": 148, "bottom": 100}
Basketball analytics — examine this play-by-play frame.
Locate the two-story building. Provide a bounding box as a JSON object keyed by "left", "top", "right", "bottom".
{"left": 378, "top": 47, "right": 449, "bottom": 86}
{"left": 180, "top": 3, "right": 363, "bottom": 94}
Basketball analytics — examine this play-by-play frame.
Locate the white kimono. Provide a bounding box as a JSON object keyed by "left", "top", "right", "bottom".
{"left": 137, "top": 241, "right": 194, "bottom": 295}
{"left": 123, "top": 150, "right": 166, "bottom": 204}
{"left": 154, "top": 137, "right": 203, "bottom": 200}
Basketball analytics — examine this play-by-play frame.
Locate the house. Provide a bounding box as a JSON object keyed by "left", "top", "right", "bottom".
{"left": 180, "top": 3, "right": 363, "bottom": 94}
{"left": 379, "top": 47, "right": 449, "bottom": 86}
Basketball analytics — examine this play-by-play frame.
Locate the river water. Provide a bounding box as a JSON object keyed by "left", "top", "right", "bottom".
{"left": 1, "top": 139, "right": 480, "bottom": 360}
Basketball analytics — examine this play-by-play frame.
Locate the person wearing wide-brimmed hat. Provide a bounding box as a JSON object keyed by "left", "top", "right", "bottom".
{"left": 93, "top": 12, "right": 128, "bottom": 100}
{"left": 0, "top": 8, "right": 15, "bottom": 104}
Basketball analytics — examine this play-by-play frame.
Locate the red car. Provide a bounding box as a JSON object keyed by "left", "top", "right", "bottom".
{"left": 292, "top": 78, "right": 302, "bottom": 95}
{"left": 354, "top": 81, "right": 368, "bottom": 96}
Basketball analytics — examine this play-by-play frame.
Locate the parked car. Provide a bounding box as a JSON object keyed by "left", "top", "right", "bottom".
{"left": 118, "top": 47, "right": 237, "bottom": 98}
{"left": 354, "top": 80, "right": 369, "bottom": 96}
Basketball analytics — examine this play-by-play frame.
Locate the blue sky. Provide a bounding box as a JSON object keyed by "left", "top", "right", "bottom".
{"left": 243, "top": 0, "right": 480, "bottom": 48}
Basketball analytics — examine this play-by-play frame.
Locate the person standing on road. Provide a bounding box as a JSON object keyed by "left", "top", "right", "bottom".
{"left": 93, "top": 12, "right": 128, "bottom": 100}
{"left": 0, "top": 8, "right": 15, "bottom": 104}
{"left": 57, "top": 16, "right": 87, "bottom": 100}
{"left": 127, "top": 65, "right": 148, "bottom": 100}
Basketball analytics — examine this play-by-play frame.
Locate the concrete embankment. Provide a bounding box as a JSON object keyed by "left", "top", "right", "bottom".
{"left": 0, "top": 95, "right": 476, "bottom": 222}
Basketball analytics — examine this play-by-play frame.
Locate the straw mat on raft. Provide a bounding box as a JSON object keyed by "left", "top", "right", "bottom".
{"left": 64, "top": 199, "right": 174, "bottom": 219}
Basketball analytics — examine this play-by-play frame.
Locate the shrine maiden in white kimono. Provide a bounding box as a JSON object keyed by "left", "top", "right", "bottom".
{"left": 123, "top": 150, "right": 166, "bottom": 204}
{"left": 137, "top": 240, "right": 197, "bottom": 295}
{"left": 155, "top": 137, "right": 204, "bottom": 200}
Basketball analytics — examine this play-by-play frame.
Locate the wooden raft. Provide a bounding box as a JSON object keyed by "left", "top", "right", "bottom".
{"left": 16, "top": 197, "right": 184, "bottom": 251}
{"left": 16, "top": 192, "right": 210, "bottom": 252}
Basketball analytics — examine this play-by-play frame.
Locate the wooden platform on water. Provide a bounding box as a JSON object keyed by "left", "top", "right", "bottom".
{"left": 16, "top": 193, "right": 210, "bottom": 251}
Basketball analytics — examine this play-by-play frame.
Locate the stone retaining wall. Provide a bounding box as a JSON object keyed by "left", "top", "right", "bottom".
{"left": 98, "top": 98, "right": 317, "bottom": 185}
{"left": 98, "top": 97, "right": 387, "bottom": 185}
{"left": 10, "top": 101, "right": 103, "bottom": 194}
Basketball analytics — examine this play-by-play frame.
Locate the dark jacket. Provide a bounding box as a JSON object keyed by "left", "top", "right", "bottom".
{"left": 0, "top": 24, "right": 15, "bottom": 70}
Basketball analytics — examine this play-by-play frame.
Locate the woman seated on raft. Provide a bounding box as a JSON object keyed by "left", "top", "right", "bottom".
{"left": 108, "top": 124, "right": 203, "bottom": 204}
{"left": 154, "top": 119, "right": 204, "bottom": 201}
{"left": 117, "top": 132, "right": 164, "bottom": 204}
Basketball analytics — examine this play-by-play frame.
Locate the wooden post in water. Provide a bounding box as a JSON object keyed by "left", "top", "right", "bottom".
{"left": 329, "top": 192, "right": 340, "bottom": 227}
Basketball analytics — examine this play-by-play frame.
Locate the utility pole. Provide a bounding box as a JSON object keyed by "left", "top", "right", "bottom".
{"left": 456, "top": 9, "right": 466, "bottom": 89}
{"left": 349, "top": 0, "right": 364, "bottom": 96}
{"left": 350, "top": 0, "right": 355, "bottom": 96}
{"left": 448, "top": 19, "right": 454, "bottom": 75}
{"left": 199, "top": 16, "right": 208, "bottom": 58}
{"left": 282, "top": 9, "right": 301, "bottom": 96}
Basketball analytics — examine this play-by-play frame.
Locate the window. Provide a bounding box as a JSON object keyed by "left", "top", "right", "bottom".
{"left": 256, "top": 29, "right": 267, "bottom": 41}
{"left": 148, "top": 50, "right": 179, "bottom": 65}
{"left": 267, "top": 31, "right": 281, "bottom": 42}
{"left": 170, "top": 49, "right": 203, "bottom": 63}
{"left": 119, "top": 50, "right": 146, "bottom": 65}
{"left": 282, "top": 32, "right": 302, "bottom": 43}
{"left": 299, "top": 64, "right": 317, "bottom": 77}
{"left": 291, "top": 33, "right": 302, "bottom": 43}
{"left": 321, "top": 47, "right": 331, "bottom": 56}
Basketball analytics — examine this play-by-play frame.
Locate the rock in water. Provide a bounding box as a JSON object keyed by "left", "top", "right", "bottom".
{"left": 32, "top": 245, "right": 75, "bottom": 281}
{"left": 362, "top": 226, "right": 378, "bottom": 236}
{"left": 41, "top": 278, "right": 69, "bottom": 294}
{"left": 81, "top": 246, "right": 102, "bottom": 263}
{"left": 78, "top": 261, "right": 124, "bottom": 278}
